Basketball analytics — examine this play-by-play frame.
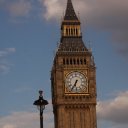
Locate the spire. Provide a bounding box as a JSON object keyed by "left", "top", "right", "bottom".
{"left": 58, "top": 0, "right": 88, "bottom": 52}
{"left": 64, "top": 0, "right": 78, "bottom": 21}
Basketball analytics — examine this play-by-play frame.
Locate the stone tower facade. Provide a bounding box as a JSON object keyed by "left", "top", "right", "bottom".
{"left": 51, "top": 0, "right": 97, "bottom": 128}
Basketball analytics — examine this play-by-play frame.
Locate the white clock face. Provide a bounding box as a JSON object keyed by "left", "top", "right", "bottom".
{"left": 65, "top": 71, "right": 88, "bottom": 93}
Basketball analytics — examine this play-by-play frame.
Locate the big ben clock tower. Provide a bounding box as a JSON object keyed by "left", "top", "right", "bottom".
{"left": 51, "top": 0, "right": 97, "bottom": 128}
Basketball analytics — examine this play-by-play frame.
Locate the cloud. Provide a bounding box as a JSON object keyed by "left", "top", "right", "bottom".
{"left": 0, "top": 48, "right": 15, "bottom": 58}
{"left": 97, "top": 91, "right": 128, "bottom": 128}
{"left": 0, "top": 94, "right": 128, "bottom": 128}
{"left": 0, "top": 111, "right": 38, "bottom": 128}
{"left": 0, "top": 0, "right": 4, "bottom": 5}
{"left": 41, "top": 0, "right": 128, "bottom": 56}
{"left": 3, "top": 124, "right": 16, "bottom": 128}
{"left": 7, "top": 0, "right": 31, "bottom": 17}
{"left": 2, "top": 0, "right": 128, "bottom": 54}
{"left": 0, "top": 0, "right": 32, "bottom": 21}
{"left": 39, "top": 0, "right": 66, "bottom": 21}
{"left": 1, "top": 0, "right": 128, "bottom": 53}
{"left": 40, "top": 0, "right": 89, "bottom": 21}
{"left": 0, "top": 100, "right": 53, "bottom": 128}
{"left": 0, "top": 48, "right": 16, "bottom": 74}
{"left": 0, "top": 64, "right": 10, "bottom": 74}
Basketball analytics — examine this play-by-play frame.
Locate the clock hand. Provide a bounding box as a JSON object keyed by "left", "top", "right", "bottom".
{"left": 71, "top": 80, "right": 78, "bottom": 91}
{"left": 74, "top": 80, "right": 78, "bottom": 86}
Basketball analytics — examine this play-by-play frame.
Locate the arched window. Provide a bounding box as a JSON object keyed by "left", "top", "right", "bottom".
{"left": 84, "top": 59, "right": 86, "bottom": 64}
{"left": 73, "top": 59, "right": 76, "bottom": 65}
{"left": 74, "top": 29, "right": 76, "bottom": 36}
{"left": 76, "top": 29, "right": 78, "bottom": 35}
{"left": 66, "top": 59, "right": 69, "bottom": 65}
{"left": 70, "top": 58, "right": 72, "bottom": 65}
{"left": 66, "top": 29, "right": 68, "bottom": 36}
{"left": 71, "top": 29, "right": 73, "bottom": 36}
{"left": 80, "top": 59, "right": 83, "bottom": 64}
{"left": 77, "top": 59, "right": 79, "bottom": 65}
{"left": 69, "top": 29, "right": 71, "bottom": 36}
{"left": 63, "top": 58, "right": 65, "bottom": 65}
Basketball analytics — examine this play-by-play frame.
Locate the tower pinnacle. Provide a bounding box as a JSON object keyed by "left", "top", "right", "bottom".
{"left": 64, "top": 0, "right": 78, "bottom": 21}
{"left": 59, "top": 0, "right": 86, "bottom": 51}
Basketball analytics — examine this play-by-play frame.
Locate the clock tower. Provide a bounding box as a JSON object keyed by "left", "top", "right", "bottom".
{"left": 51, "top": 0, "right": 97, "bottom": 128}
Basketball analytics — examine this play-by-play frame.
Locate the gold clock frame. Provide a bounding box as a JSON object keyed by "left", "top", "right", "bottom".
{"left": 64, "top": 71, "right": 89, "bottom": 95}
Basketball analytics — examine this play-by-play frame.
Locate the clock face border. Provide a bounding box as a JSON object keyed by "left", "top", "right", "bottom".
{"left": 64, "top": 71, "right": 89, "bottom": 95}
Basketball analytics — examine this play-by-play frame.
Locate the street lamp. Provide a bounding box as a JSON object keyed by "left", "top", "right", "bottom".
{"left": 33, "top": 90, "right": 48, "bottom": 128}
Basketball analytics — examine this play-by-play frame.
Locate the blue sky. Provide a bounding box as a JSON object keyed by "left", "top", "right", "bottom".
{"left": 0, "top": 0, "right": 128, "bottom": 128}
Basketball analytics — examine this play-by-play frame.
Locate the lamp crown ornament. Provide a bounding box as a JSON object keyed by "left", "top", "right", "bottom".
{"left": 33, "top": 90, "right": 48, "bottom": 128}
{"left": 39, "top": 90, "right": 43, "bottom": 97}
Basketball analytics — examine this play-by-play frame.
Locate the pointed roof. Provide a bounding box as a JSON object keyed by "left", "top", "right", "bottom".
{"left": 58, "top": 0, "right": 88, "bottom": 53}
{"left": 64, "top": 0, "right": 78, "bottom": 21}
{"left": 58, "top": 37, "right": 88, "bottom": 52}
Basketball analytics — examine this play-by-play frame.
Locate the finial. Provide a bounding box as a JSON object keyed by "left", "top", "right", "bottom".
{"left": 39, "top": 90, "right": 43, "bottom": 97}
{"left": 64, "top": 0, "right": 78, "bottom": 20}
{"left": 68, "top": 0, "right": 71, "bottom": 3}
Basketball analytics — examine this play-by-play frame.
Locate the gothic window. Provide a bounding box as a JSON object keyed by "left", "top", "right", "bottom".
{"left": 74, "top": 29, "right": 76, "bottom": 36}
{"left": 66, "top": 59, "right": 69, "bottom": 65}
{"left": 84, "top": 59, "right": 86, "bottom": 64}
{"left": 73, "top": 59, "right": 76, "bottom": 65}
{"left": 66, "top": 28, "right": 68, "bottom": 36}
{"left": 69, "top": 29, "right": 71, "bottom": 36}
{"left": 70, "top": 58, "right": 72, "bottom": 65}
{"left": 77, "top": 58, "right": 79, "bottom": 65}
{"left": 71, "top": 28, "right": 73, "bottom": 35}
{"left": 63, "top": 58, "right": 65, "bottom": 65}
{"left": 80, "top": 59, "right": 83, "bottom": 64}
{"left": 76, "top": 28, "right": 78, "bottom": 35}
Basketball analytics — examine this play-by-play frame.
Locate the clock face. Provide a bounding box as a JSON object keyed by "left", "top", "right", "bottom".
{"left": 65, "top": 71, "right": 88, "bottom": 94}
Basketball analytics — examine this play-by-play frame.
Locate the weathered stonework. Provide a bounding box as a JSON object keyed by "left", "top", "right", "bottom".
{"left": 51, "top": 0, "right": 97, "bottom": 128}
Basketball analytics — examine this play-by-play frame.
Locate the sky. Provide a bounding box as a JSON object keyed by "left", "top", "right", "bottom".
{"left": 0, "top": 0, "right": 128, "bottom": 128}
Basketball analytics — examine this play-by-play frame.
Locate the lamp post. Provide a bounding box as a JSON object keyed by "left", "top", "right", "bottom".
{"left": 33, "top": 90, "right": 48, "bottom": 128}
